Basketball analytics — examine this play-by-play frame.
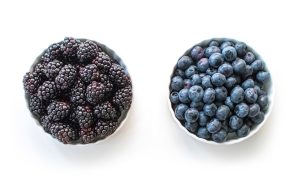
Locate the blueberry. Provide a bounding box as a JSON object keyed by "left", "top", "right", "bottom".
{"left": 199, "top": 111, "right": 209, "bottom": 126}
{"left": 230, "top": 86, "right": 244, "bottom": 104}
{"left": 235, "top": 42, "right": 247, "bottom": 57}
{"left": 203, "top": 88, "right": 215, "bottom": 104}
{"left": 222, "top": 46, "right": 237, "bottom": 62}
{"left": 209, "top": 53, "right": 224, "bottom": 68}
{"left": 225, "top": 77, "right": 237, "bottom": 88}
{"left": 216, "top": 105, "right": 230, "bottom": 120}
{"left": 171, "top": 76, "right": 183, "bottom": 91}
{"left": 248, "top": 103, "right": 260, "bottom": 117}
{"left": 183, "top": 79, "right": 192, "bottom": 89}
{"left": 229, "top": 115, "right": 243, "bottom": 130}
{"left": 244, "top": 88, "right": 258, "bottom": 103}
{"left": 174, "top": 69, "right": 185, "bottom": 78}
{"left": 234, "top": 103, "right": 249, "bottom": 118}
{"left": 257, "top": 95, "right": 269, "bottom": 110}
{"left": 241, "top": 79, "right": 255, "bottom": 90}
{"left": 205, "top": 46, "right": 221, "bottom": 57}
{"left": 232, "top": 58, "right": 247, "bottom": 74}
{"left": 211, "top": 73, "right": 226, "bottom": 87}
{"left": 225, "top": 96, "right": 235, "bottom": 110}
{"left": 220, "top": 41, "right": 234, "bottom": 49}
{"left": 202, "top": 75, "right": 213, "bottom": 88}
{"left": 197, "top": 127, "right": 211, "bottom": 139}
{"left": 174, "top": 104, "right": 188, "bottom": 120}
{"left": 207, "top": 118, "right": 222, "bottom": 133}
{"left": 203, "top": 103, "right": 217, "bottom": 117}
{"left": 188, "top": 85, "right": 204, "bottom": 102}
{"left": 206, "top": 68, "right": 217, "bottom": 76}
{"left": 212, "top": 129, "right": 227, "bottom": 143}
{"left": 178, "top": 88, "right": 190, "bottom": 104}
{"left": 251, "top": 60, "right": 264, "bottom": 73}
{"left": 185, "top": 121, "right": 199, "bottom": 133}
{"left": 218, "top": 63, "right": 233, "bottom": 77}
{"left": 170, "top": 92, "right": 179, "bottom": 104}
{"left": 191, "top": 74, "right": 202, "bottom": 85}
{"left": 185, "top": 65, "right": 197, "bottom": 78}
{"left": 197, "top": 58, "right": 209, "bottom": 72}
{"left": 209, "top": 40, "right": 219, "bottom": 47}
{"left": 251, "top": 112, "right": 265, "bottom": 124}
{"left": 185, "top": 108, "right": 199, "bottom": 123}
{"left": 190, "top": 101, "right": 204, "bottom": 110}
{"left": 244, "top": 51, "right": 256, "bottom": 64}
{"left": 242, "top": 65, "right": 253, "bottom": 78}
{"left": 177, "top": 56, "right": 193, "bottom": 70}
{"left": 191, "top": 46, "right": 204, "bottom": 61}
{"left": 215, "top": 86, "right": 227, "bottom": 101}
{"left": 256, "top": 71, "right": 270, "bottom": 83}
{"left": 237, "top": 124, "right": 250, "bottom": 138}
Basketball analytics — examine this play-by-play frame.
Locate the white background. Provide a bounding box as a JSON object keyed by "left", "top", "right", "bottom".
{"left": 0, "top": 0, "right": 299, "bottom": 191}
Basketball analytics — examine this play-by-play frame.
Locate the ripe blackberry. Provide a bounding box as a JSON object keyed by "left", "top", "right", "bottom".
{"left": 60, "top": 37, "right": 81, "bottom": 61}
{"left": 94, "top": 101, "right": 119, "bottom": 120}
{"left": 37, "top": 81, "right": 57, "bottom": 101}
{"left": 92, "top": 51, "right": 112, "bottom": 73}
{"left": 112, "top": 86, "right": 133, "bottom": 110}
{"left": 86, "top": 81, "right": 105, "bottom": 105}
{"left": 55, "top": 64, "right": 77, "bottom": 90}
{"left": 23, "top": 72, "right": 42, "bottom": 95}
{"left": 108, "top": 64, "right": 131, "bottom": 88}
{"left": 49, "top": 123, "right": 77, "bottom": 144}
{"left": 29, "top": 94, "right": 46, "bottom": 117}
{"left": 80, "top": 127, "right": 96, "bottom": 144}
{"left": 77, "top": 40, "right": 99, "bottom": 63}
{"left": 75, "top": 106, "right": 94, "bottom": 128}
{"left": 99, "top": 73, "right": 113, "bottom": 93}
{"left": 45, "top": 60, "right": 64, "bottom": 79}
{"left": 41, "top": 42, "right": 62, "bottom": 64}
{"left": 95, "top": 120, "right": 118, "bottom": 139}
{"left": 40, "top": 116, "right": 51, "bottom": 133}
{"left": 79, "top": 64, "right": 100, "bottom": 83}
{"left": 70, "top": 80, "right": 86, "bottom": 105}
{"left": 33, "top": 63, "right": 47, "bottom": 77}
{"left": 47, "top": 101, "right": 70, "bottom": 121}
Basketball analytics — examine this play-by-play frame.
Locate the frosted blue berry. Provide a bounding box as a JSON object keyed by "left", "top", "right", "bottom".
{"left": 177, "top": 56, "right": 193, "bottom": 70}
{"left": 185, "top": 108, "right": 199, "bottom": 123}
{"left": 207, "top": 118, "right": 222, "bottom": 133}
{"left": 175, "top": 104, "right": 189, "bottom": 120}
{"left": 222, "top": 46, "right": 237, "bottom": 62}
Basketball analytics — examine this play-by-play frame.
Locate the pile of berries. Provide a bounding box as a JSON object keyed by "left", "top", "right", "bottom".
{"left": 23, "top": 37, "right": 132, "bottom": 144}
{"left": 169, "top": 38, "right": 271, "bottom": 143}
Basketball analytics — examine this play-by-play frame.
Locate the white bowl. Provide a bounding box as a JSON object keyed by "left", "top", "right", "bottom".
{"left": 168, "top": 38, "right": 274, "bottom": 145}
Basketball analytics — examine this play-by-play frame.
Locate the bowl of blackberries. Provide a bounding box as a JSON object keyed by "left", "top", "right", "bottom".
{"left": 23, "top": 37, "right": 133, "bottom": 144}
{"left": 169, "top": 38, "right": 273, "bottom": 144}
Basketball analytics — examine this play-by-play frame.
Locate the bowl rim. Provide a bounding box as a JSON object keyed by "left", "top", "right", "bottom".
{"left": 26, "top": 38, "right": 133, "bottom": 145}
{"left": 168, "top": 37, "right": 274, "bottom": 145}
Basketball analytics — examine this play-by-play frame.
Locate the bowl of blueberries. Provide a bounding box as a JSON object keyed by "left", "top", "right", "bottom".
{"left": 169, "top": 38, "right": 273, "bottom": 144}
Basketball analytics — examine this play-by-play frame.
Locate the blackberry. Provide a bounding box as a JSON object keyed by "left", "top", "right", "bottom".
{"left": 29, "top": 94, "right": 46, "bottom": 117}
{"left": 45, "top": 60, "right": 64, "bottom": 79}
{"left": 95, "top": 120, "right": 118, "bottom": 139}
{"left": 40, "top": 42, "right": 62, "bottom": 64}
{"left": 92, "top": 51, "right": 112, "bottom": 73}
{"left": 94, "top": 101, "right": 119, "bottom": 120}
{"left": 40, "top": 116, "right": 51, "bottom": 133}
{"left": 70, "top": 80, "right": 86, "bottom": 105}
{"left": 109, "top": 64, "right": 131, "bottom": 88}
{"left": 86, "top": 81, "right": 106, "bottom": 105}
{"left": 60, "top": 37, "right": 81, "bottom": 61}
{"left": 99, "top": 73, "right": 113, "bottom": 93}
{"left": 112, "top": 86, "right": 132, "bottom": 110}
{"left": 47, "top": 101, "right": 70, "bottom": 121}
{"left": 80, "top": 127, "right": 96, "bottom": 144}
{"left": 23, "top": 72, "right": 42, "bottom": 95}
{"left": 49, "top": 123, "right": 77, "bottom": 144}
{"left": 77, "top": 40, "right": 99, "bottom": 63}
{"left": 79, "top": 64, "right": 100, "bottom": 83}
{"left": 55, "top": 64, "right": 77, "bottom": 90}
{"left": 75, "top": 106, "right": 94, "bottom": 128}
{"left": 33, "top": 63, "right": 46, "bottom": 77}
{"left": 37, "top": 81, "right": 57, "bottom": 101}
